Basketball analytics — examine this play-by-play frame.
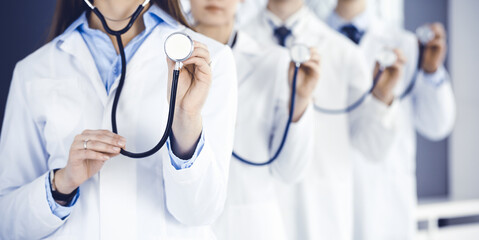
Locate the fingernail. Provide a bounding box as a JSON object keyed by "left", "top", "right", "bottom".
{"left": 103, "top": 155, "right": 110, "bottom": 160}
{"left": 118, "top": 140, "right": 126, "bottom": 147}
{"left": 113, "top": 147, "right": 121, "bottom": 152}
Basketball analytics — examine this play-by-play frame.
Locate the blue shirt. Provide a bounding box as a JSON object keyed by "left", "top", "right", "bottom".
{"left": 46, "top": 4, "right": 204, "bottom": 220}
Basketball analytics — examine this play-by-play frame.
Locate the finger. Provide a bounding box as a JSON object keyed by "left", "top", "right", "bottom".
{"left": 182, "top": 57, "right": 211, "bottom": 75}
{"left": 301, "top": 60, "right": 320, "bottom": 71}
{"left": 193, "top": 41, "right": 209, "bottom": 52}
{"left": 392, "top": 49, "right": 407, "bottom": 65}
{"left": 73, "top": 149, "right": 111, "bottom": 161}
{"left": 426, "top": 39, "right": 445, "bottom": 49}
{"left": 80, "top": 132, "right": 126, "bottom": 148}
{"left": 308, "top": 54, "right": 321, "bottom": 65}
{"left": 429, "top": 23, "right": 446, "bottom": 39}
{"left": 309, "top": 47, "right": 319, "bottom": 56}
{"left": 166, "top": 57, "right": 175, "bottom": 69}
{"left": 188, "top": 47, "right": 211, "bottom": 64}
{"left": 76, "top": 140, "right": 122, "bottom": 154}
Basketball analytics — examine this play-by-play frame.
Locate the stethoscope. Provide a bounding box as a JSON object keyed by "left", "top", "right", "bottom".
{"left": 83, "top": 0, "right": 194, "bottom": 158}
{"left": 231, "top": 39, "right": 310, "bottom": 166}
{"left": 313, "top": 25, "right": 435, "bottom": 114}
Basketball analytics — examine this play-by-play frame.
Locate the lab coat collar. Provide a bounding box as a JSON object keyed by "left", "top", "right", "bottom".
{"left": 233, "top": 31, "right": 263, "bottom": 86}
{"left": 327, "top": 9, "right": 373, "bottom": 33}
{"left": 56, "top": 4, "right": 178, "bottom": 46}
{"left": 264, "top": 5, "right": 308, "bottom": 29}
{"left": 53, "top": 4, "right": 183, "bottom": 106}
{"left": 233, "top": 30, "right": 262, "bottom": 56}
{"left": 262, "top": 6, "right": 325, "bottom": 46}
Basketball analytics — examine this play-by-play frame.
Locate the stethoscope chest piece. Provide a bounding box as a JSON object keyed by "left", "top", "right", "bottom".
{"left": 290, "top": 44, "right": 311, "bottom": 66}
{"left": 165, "top": 32, "right": 194, "bottom": 63}
{"left": 416, "top": 25, "right": 434, "bottom": 45}
{"left": 376, "top": 49, "right": 397, "bottom": 69}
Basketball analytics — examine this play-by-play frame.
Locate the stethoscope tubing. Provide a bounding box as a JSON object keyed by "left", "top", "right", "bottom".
{"left": 314, "top": 43, "right": 426, "bottom": 114}
{"left": 232, "top": 65, "right": 300, "bottom": 166}
{"left": 88, "top": 2, "right": 179, "bottom": 159}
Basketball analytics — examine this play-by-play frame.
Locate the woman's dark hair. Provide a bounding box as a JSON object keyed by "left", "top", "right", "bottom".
{"left": 48, "top": 0, "right": 190, "bottom": 41}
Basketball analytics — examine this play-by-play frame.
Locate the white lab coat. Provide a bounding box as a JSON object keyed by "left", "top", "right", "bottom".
{"left": 334, "top": 15, "right": 456, "bottom": 240}
{"left": 0, "top": 15, "right": 238, "bottom": 240}
{"left": 243, "top": 7, "right": 398, "bottom": 240}
{"left": 212, "top": 31, "right": 314, "bottom": 240}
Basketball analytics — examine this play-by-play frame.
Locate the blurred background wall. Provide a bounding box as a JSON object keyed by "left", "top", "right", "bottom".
{"left": 404, "top": 0, "right": 449, "bottom": 199}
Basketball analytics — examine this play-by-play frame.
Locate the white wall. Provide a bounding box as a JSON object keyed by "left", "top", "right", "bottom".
{"left": 449, "top": 0, "right": 479, "bottom": 200}
{"left": 305, "top": 0, "right": 404, "bottom": 27}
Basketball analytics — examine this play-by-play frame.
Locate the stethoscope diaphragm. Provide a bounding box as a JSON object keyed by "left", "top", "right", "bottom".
{"left": 165, "top": 32, "right": 194, "bottom": 63}
{"left": 416, "top": 25, "right": 435, "bottom": 45}
{"left": 376, "top": 49, "right": 397, "bottom": 69}
{"left": 290, "top": 44, "right": 311, "bottom": 66}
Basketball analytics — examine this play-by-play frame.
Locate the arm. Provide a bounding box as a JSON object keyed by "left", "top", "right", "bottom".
{"left": 413, "top": 23, "right": 456, "bottom": 140}
{"left": 413, "top": 67, "right": 456, "bottom": 140}
{"left": 269, "top": 50, "right": 316, "bottom": 183}
{"left": 348, "top": 49, "right": 400, "bottom": 162}
{"left": 163, "top": 46, "right": 237, "bottom": 226}
{"left": 0, "top": 63, "right": 64, "bottom": 239}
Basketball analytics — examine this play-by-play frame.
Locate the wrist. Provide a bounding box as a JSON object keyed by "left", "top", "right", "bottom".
{"left": 54, "top": 168, "right": 78, "bottom": 195}
{"left": 292, "top": 96, "right": 311, "bottom": 122}
{"left": 423, "top": 65, "right": 439, "bottom": 74}
{"left": 372, "top": 89, "right": 394, "bottom": 106}
{"left": 171, "top": 110, "right": 203, "bottom": 157}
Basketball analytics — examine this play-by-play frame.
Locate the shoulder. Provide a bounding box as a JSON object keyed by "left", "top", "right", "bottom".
{"left": 13, "top": 38, "right": 64, "bottom": 83}
{"left": 184, "top": 28, "right": 233, "bottom": 62}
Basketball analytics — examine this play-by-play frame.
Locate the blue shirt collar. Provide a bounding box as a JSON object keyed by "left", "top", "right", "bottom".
{"left": 57, "top": 4, "right": 178, "bottom": 43}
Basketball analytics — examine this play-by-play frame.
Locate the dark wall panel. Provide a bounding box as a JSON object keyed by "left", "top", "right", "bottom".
{"left": 404, "top": 0, "right": 449, "bottom": 198}
{"left": 0, "top": 0, "right": 56, "bottom": 133}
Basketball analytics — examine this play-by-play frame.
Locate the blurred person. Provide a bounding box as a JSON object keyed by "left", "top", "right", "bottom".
{"left": 0, "top": 0, "right": 238, "bottom": 239}
{"left": 242, "top": 0, "right": 403, "bottom": 239}
{"left": 328, "top": 0, "right": 456, "bottom": 239}
{"left": 190, "top": 0, "right": 319, "bottom": 239}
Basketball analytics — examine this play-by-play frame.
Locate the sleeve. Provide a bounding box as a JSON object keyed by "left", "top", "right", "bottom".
{"left": 347, "top": 48, "right": 400, "bottom": 162}
{"left": 0, "top": 63, "right": 68, "bottom": 239}
{"left": 268, "top": 53, "right": 314, "bottom": 183}
{"left": 162, "top": 46, "right": 237, "bottom": 226}
{"left": 166, "top": 131, "right": 205, "bottom": 169}
{"left": 412, "top": 66, "right": 456, "bottom": 140}
{"left": 45, "top": 172, "right": 80, "bottom": 220}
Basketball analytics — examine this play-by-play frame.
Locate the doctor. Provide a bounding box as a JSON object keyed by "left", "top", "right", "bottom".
{"left": 328, "top": 0, "right": 456, "bottom": 239}
{"left": 189, "top": 0, "right": 318, "bottom": 239}
{"left": 243, "top": 0, "right": 402, "bottom": 239}
{"left": 0, "top": 0, "right": 237, "bottom": 239}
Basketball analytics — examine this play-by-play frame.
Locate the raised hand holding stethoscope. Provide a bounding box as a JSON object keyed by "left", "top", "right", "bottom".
{"left": 234, "top": 44, "right": 320, "bottom": 166}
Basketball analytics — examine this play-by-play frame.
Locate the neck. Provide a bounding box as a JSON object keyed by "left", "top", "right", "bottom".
{"left": 267, "top": 0, "right": 304, "bottom": 21}
{"left": 196, "top": 22, "right": 234, "bottom": 45}
{"left": 88, "top": 0, "right": 148, "bottom": 53}
{"left": 335, "top": 0, "right": 366, "bottom": 21}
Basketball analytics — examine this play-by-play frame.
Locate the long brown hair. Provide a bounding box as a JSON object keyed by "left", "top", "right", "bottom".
{"left": 48, "top": 0, "right": 190, "bottom": 41}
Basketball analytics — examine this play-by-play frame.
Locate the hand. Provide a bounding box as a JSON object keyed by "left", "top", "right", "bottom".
{"left": 54, "top": 130, "right": 125, "bottom": 195}
{"left": 166, "top": 41, "right": 211, "bottom": 157}
{"left": 372, "top": 49, "right": 406, "bottom": 105}
{"left": 421, "top": 23, "right": 447, "bottom": 73}
{"left": 288, "top": 48, "right": 320, "bottom": 122}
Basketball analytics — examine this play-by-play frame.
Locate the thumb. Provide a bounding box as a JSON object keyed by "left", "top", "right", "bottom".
{"left": 166, "top": 57, "right": 175, "bottom": 70}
